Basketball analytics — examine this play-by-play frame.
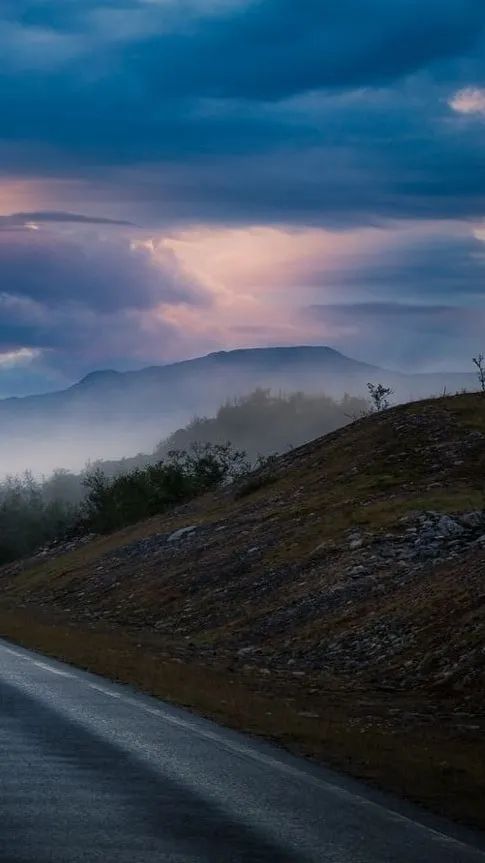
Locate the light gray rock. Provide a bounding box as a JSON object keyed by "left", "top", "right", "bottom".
{"left": 349, "top": 538, "right": 363, "bottom": 550}
{"left": 238, "top": 646, "right": 256, "bottom": 656}
{"left": 167, "top": 525, "right": 198, "bottom": 543}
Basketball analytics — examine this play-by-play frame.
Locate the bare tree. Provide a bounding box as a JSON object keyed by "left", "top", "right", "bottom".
{"left": 472, "top": 353, "right": 485, "bottom": 392}
{"left": 367, "top": 382, "right": 393, "bottom": 412}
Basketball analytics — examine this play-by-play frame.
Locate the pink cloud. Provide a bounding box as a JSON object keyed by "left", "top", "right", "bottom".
{"left": 449, "top": 87, "right": 485, "bottom": 116}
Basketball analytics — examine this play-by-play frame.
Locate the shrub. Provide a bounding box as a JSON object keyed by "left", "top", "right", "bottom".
{"left": 367, "top": 382, "right": 393, "bottom": 412}
{"left": 81, "top": 442, "right": 251, "bottom": 534}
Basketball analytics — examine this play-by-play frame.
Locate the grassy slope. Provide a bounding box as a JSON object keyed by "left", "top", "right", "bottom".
{"left": 1, "top": 392, "right": 485, "bottom": 827}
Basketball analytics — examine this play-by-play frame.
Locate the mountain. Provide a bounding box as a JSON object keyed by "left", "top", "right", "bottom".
{"left": 0, "top": 346, "right": 476, "bottom": 474}
{"left": 1, "top": 391, "right": 484, "bottom": 828}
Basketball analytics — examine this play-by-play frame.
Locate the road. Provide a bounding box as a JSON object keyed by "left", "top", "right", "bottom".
{"left": 0, "top": 640, "right": 484, "bottom": 863}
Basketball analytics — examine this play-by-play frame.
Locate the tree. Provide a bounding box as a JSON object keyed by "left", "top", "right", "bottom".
{"left": 472, "top": 353, "right": 485, "bottom": 392}
{"left": 367, "top": 382, "right": 393, "bottom": 412}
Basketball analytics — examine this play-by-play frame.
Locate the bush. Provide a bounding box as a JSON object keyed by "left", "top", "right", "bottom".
{"left": 81, "top": 443, "right": 251, "bottom": 534}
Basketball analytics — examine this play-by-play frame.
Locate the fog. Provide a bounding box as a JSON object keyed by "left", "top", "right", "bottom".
{"left": 0, "top": 347, "right": 476, "bottom": 478}
{"left": 2, "top": 415, "right": 189, "bottom": 478}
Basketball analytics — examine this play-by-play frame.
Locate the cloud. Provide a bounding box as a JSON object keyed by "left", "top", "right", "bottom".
{"left": 132, "top": 0, "right": 485, "bottom": 100}
{"left": 0, "top": 225, "right": 214, "bottom": 381}
{"left": 294, "top": 225, "right": 485, "bottom": 369}
{"left": 0, "top": 211, "right": 134, "bottom": 231}
{"left": 0, "top": 2, "right": 483, "bottom": 232}
{"left": 9, "top": 1, "right": 482, "bottom": 88}
{"left": 302, "top": 302, "right": 485, "bottom": 371}
{"left": 0, "top": 229, "right": 207, "bottom": 312}
{"left": 449, "top": 86, "right": 485, "bottom": 115}
{"left": 308, "top": 229, "right": 485, "bottom": 303}
{"left": 0, "top": 1, "right": 484, "bottom": 392}
{"left": 0, "top": 346, "right": 40, "bottom": 368}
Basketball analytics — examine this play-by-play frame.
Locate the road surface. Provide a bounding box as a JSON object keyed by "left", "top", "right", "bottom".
{"left": 0, "top": 638, "right": 483, "bottom": 862}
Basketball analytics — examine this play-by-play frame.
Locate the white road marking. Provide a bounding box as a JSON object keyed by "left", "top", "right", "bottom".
{"left": 2, "top": 646, "right": 29, "bottom": 659}
{"left": 32, "top": 661, "right": 73, "bottom": 678}
{"left": 87, "top": 683, "right": 121, "bottom": 698}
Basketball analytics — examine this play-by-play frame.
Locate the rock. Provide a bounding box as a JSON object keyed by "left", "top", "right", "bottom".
{"left": 435, "top": 515, "right": 464, "bottom": 537}
{"left": 349, "top": 565, "right": 368, "bottom": 578}
{"left": 459, "top": 512, "right": 483, "bottom": 529}
{"left": 418, "top": 545, "right": 440, "bottom": 559}
{"left": 167, "top": 525, "right": 198, "bottom": 543}
{"left": 379, "top": 547, "right": 396, "bottom": 559}
{"left": 349, "top": 538, "right": 363, "bottom": 550}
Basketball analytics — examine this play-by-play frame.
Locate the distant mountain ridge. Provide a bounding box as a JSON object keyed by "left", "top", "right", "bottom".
{"left": 0, "top": 346, "right": 476, "bottom": 474}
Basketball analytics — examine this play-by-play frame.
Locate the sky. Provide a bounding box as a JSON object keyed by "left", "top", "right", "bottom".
{"left": 0, "top": 0, "right": 485, "bottom": 396}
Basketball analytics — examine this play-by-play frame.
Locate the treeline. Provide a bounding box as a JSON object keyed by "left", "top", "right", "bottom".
{"left": 0, "top": 470, "right": 82, "bottom": 564}
{"left": 155, "top": 389, "right": 368, "bottom": 461}
{"left": 0, "top": 388, "right": 368, "bottom": 565}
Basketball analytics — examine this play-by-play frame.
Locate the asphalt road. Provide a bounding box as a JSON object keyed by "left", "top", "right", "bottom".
{"left": 0, "top": 639, "right": 484, "bottom": 863}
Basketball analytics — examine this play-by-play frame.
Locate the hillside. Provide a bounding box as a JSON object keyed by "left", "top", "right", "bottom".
{"left": 0, "top": 344, "right": 476, "bottom": 474}
{"left": 1, "top": 392, "right": 484, "bottom": 828}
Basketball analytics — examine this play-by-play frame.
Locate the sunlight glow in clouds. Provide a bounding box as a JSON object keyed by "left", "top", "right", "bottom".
{"left": 449, "top": 87, "right": 485, "bottom": 116}
{"left": 0, "top": 180, "right": 40, "bottom": 215}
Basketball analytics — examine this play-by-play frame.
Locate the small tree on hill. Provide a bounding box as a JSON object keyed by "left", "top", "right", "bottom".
{"left": 472, "top": 353, "right": 485, "bottom": 392}
{"left": 367, "top": 382, "right": 393, "bottom": 412}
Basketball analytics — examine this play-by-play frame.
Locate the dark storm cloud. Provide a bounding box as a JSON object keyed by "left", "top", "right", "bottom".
{"left": 133, "top": 0, "right": 485, "bottom": 100}
{"left": 0, "top": 0, "right": 482, "bottom": 230}
{"left": 106, "top": 130, "right": 485, "bottom": 229}
{"left": 5, "top": 0, "right": 484, "bottom": 96}
{"left": 316, "top": 232, "right": 485, "bottom": 299}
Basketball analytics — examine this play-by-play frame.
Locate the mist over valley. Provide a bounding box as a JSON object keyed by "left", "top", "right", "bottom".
{"left": 0, "top": 345, "right": 476, "bottom": 477}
